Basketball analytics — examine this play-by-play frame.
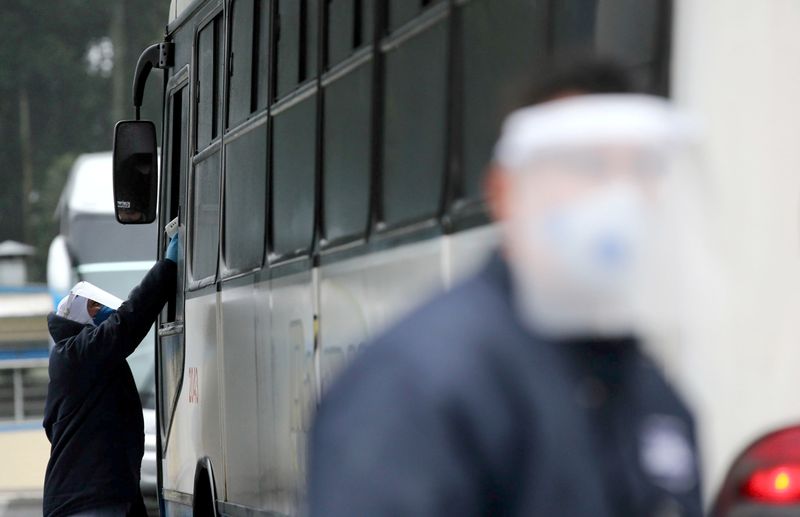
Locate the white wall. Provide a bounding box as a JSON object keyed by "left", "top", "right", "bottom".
{"left": 672, "top": 0, "right": 800, "bottom": 499}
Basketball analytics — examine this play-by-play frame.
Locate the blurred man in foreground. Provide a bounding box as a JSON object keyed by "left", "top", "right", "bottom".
{"left": 309, "top": 62, "right": 704, "bottom": 516}
{"left": 43, "top": 236, "right": 178, "bottom": 517}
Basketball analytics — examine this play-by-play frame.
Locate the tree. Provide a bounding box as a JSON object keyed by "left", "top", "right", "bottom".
{"left": 0, "top": 0, "right": 168, "bottom": 282}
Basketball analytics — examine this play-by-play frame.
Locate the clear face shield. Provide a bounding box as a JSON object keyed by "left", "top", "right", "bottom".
{"left": 493, "top": 94, "right": 711, "bottom": 340}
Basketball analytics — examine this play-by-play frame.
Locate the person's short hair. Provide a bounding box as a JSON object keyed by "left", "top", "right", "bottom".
{"left": 512, "top": 56, "right": 636, "bottom": 110}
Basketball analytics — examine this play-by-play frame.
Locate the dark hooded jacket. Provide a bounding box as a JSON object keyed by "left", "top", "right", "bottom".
{"left": 43, "top": 260, "right": 176, "bottom": 517}
{"left": 309, "top": 255, "right": 703, "bottom": 517}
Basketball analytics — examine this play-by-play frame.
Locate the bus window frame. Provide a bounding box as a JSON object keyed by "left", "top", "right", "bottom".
{"left": 187, "top": 6, "right": 226, "bottom": 291}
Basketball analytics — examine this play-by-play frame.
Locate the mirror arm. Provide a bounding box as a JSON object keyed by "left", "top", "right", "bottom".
{"left": 132, "top": 42, "right": 174, "bottom": 120}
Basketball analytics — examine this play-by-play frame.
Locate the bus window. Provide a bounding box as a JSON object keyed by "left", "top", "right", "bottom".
{"left": 0, "top": 370, "right": 13, "bottom": 420}
{"left": 191, "top": 154, "right": 221, "bottom": 282}
{"left": 594, "top": 0, "right": 665, "bottom": 92}
{"left": 197, "top": 15, "right": 223, "bottom": 149}
{"left": 553, "top": 0, "right": 668, "bottom": 93}
{"left": 228, "top": 0, "right": 256, "bottom": 127}
{"left": 276, "top": 0, "right": 319, "bottom": 99}
{"left": 387, "top": 0, "right": 443, "bottom": 32}
{"left": 272, "top": 96, "right": 316, "bottom": 257}
{"left": 381, "top": 20, "right": 446, "bottom": 226}
{"left": 256, "top": 0, "right": 271, "bottom": 111}
{"left": 458, "top": 0, "right": 548, "bottom": 203}
{"left": 223, "top": 122, "right": 267, "bottom": 273}
{"left": 326, "top": 0, "right": 374, "bottom": 66}
{"left": 322, "top": 62, "right": 371, "bottom": 244}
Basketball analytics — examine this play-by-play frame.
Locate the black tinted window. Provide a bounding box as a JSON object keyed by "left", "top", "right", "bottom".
{"left": 595, "top": 0, "right": 664, "bottom": 90}
{"left": 191, "top": 154, "right": 221, "bottom": 280}
{"left": 387, "top": 0, "right": 442, "bottom": 32}
{"left": 256, "top": 0, "right": 272, "bottom": 110}
{"left": 323, "top": 62, "right": 371, "bottom": 243}
{"left": 381, "top": 21, "right": 446, "bottom": 225}
{"left": 327, "top": 0, "right": 374, "bottom": 66}
{"left": 553, "top": 0, "right": 666, "bottom": 91}
{"left": 272, "top": 97, "right": 316, "bottom": 256}
{"left": 459, "top": 0, "right": 549, "bottom": 201}
{"left": 228, "top": 0, "right": 256, "bottom": 127}
{"left": 197, "top": 16, "right": 222, "bottom": 148}
{"left": 224, "top": 123, "right": 267, "bottom": 272}
{"left": 276, "top": 0, "right": 318, "bottom": 98}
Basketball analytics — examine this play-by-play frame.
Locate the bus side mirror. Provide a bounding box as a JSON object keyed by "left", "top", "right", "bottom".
{"left": 113, "top": 120, "right": 158, "bottom": 224}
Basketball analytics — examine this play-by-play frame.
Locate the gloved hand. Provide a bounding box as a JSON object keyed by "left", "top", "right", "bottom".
{"left": 165, "top": 234, "right": 179, "bottom": 263}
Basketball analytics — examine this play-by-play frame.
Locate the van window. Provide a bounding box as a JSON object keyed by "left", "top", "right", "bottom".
{"left": 224, "top": 123, "right": 267, "bottom": 272}
{"left": 272, "top": 97, "right": 316, "bottom": 256}
{"left": 322, "top": 62, "right": 371, "bottom": 243}
{"left": 381, "top": 21, "right": 446, "bottom": 226}
{"left": 191, "top": 154, "right": 221, "bottom": 281}
{"left": 197, "top": 16, "right": 222, "bottom": 149}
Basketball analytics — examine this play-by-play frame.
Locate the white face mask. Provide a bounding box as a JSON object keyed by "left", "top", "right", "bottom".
{"left": 509, "top": 182, "right": 649, "bottom": 338}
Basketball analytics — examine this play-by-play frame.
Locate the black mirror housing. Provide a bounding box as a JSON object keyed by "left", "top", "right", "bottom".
{"left": 113, "top": 120, "right": 158, "bottom": 224}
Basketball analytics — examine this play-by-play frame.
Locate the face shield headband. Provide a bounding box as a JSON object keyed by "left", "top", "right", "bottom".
{"left": 493, "top": 94, "right": 699, "bottom": 172}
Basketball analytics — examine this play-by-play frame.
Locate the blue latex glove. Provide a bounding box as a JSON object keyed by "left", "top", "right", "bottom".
{"left": 93, "top": 306, "right": 115, "bottom": 326}
{"left": 166, "top": 234, "right": 179, "bottom": 263}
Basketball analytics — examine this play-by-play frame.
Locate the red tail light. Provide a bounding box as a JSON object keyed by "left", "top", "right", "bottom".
{"left": 742, "top": 465, "right": 800, "bottom": 503}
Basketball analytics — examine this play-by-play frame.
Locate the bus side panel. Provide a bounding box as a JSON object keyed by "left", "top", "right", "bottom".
{"left": 443, "top": 225, "right": 500, "bottom": 289}
{"left": 220, "top": 282, "right": 261, "bottom": 506}
{"left": 258, "top": 270, "right": 316, "bottom": 513}
{"left": 164, "top": 292, "right": 225, "bottom": 499}
{"left": 318, "top": 238, "right": 446, "bottom": 393}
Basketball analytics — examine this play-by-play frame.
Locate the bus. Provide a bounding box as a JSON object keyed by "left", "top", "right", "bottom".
{"left": 116, "top": 0, "right": 800, "bottom": 515}
{"left": 46, "top": 151, "right": 160, "bottom": 511}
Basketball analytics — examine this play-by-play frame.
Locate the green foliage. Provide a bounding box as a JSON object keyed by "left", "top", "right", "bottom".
{"left": 0, "top": 0, "right": 169, "bottom": 282}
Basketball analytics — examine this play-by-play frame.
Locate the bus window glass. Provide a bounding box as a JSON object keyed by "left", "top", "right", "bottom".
{"left": 191, "top": 154, "right": 221, "bottom": 281}
{"left": 276, "top": 0, "right": 318, "bottom": 98}
{"left": 197, "top": 16, "right": 222, "bottom": 148}
{"left": 381, "top": 22, "right": 446, "bottom": 226}
{"left": 459, "top": 0, "right": 548, "bottom": 202}
{"left": 272, "top": 97, "right": 316, "bottom": 256}
{"left": 22, "top": 367, "right": 48, "bottom": 419}
{"left": 256, "top": 0, "right": 271, "bottom": 111}
{"left": 327, "top": 0, "right": 355, "bottom": 65}
{"left": 228, "top": 0, "right": 256, "bottom": 127}
{"left": 327, "top": 0, "right": 373, "bottom": 65}
{"left": 595, "top": 0, "right": 662, "bottom": 90}
{"left": 224, "top": 123, "right": 267, "bottom": 272}
{"left": 276, "top": 0, "right": 300, "bottom": 97}
{"left": 305, "top": 0, "right": 319, "bottom": 82}
{"left": 553, "top": 0, "right": 665, "bottom": 92}
{"left": 323, "top": 63, "right": 371, "bottom": 243}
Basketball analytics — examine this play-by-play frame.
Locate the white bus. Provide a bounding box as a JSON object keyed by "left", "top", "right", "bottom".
{"left": 114, "top": 0, "right": 800, "bottom": 515}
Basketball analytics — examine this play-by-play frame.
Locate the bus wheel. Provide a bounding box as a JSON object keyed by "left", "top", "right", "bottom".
{"left": 192, "top": 457, "right": 217, "bottom": 517}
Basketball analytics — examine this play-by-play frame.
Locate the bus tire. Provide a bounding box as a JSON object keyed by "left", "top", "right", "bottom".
{"left": 192, "top": 457, "right": 218, "bottom": 517}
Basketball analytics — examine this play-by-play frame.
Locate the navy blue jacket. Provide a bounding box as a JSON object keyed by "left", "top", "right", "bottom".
{"left": 43, "top": 260, "right": 176, "bottom": 517}
{"left": 309, "top": 255, "right": 703, "bottom": 516}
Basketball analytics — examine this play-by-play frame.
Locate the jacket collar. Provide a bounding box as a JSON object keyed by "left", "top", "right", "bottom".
{"left": 47, "top": 313, "right": 92, "bottom": 344}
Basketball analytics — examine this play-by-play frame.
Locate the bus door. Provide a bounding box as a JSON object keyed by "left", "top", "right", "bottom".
{"left": 157, "top": 70, "right": 189, "bottom": 483}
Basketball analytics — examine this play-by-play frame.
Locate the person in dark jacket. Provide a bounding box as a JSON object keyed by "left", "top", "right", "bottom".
{"left": 308, "top": 62, "right": 705, "bottom": 516}
{"left": 43, "top": 236, "right": 178, "bottom": 517}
